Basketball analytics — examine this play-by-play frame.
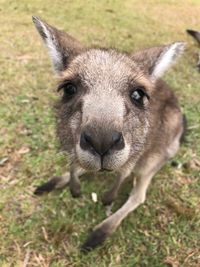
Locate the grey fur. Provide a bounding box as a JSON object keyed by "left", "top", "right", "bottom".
{"left": 33, "top": 17, "right": 185, "bottom": 251}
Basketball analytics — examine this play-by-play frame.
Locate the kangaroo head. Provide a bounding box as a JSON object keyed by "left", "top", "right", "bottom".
{"left": 33, "top": 16, "right": 184, "bottom": 172}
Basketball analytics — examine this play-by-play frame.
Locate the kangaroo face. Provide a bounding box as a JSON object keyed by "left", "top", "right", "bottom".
{"left": 56, "top": 49, "right": 152, "bottom": 171}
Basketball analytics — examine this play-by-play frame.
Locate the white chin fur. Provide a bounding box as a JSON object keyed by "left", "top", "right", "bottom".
{"left": 75, "top": 143, "right": 130, "bottom": 171}
{"left": 76, "top": 145, "right": 101, "bottom": 171}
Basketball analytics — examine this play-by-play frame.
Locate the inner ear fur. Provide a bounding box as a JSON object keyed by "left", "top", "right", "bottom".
{"left": 131, "top": 42, "right": 185, "bottom": 81}
{"left": 32, "top": 16, "right": 84, "bottom": 73}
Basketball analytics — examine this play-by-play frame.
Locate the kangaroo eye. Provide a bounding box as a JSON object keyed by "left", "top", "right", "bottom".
{"left": 63, "top": 83, "right": 77, "bottom": 96}
{"left": 130, "top": 87, "right": 149, "bottom": 106}
{"left": 58, "top": 82, "right": 77, "bottom": 96}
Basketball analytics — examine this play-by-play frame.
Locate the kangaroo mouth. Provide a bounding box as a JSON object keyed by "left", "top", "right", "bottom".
{"left": 98, "top": 168, "right": 113, "bottom": 172}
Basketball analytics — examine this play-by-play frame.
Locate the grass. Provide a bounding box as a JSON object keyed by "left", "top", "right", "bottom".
{"left": 0, "top": 0, "right": 200, "bottom": 266}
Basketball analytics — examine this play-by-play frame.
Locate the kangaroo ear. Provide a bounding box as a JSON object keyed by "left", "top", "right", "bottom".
{"left": 187, "top": 29, "right": 200, "bottom": 44}
{"left": 131, "top": 42, "right": 185, "bottom": 81}
{"left": 32, "top": 16, "right": 84, "bottom": 74}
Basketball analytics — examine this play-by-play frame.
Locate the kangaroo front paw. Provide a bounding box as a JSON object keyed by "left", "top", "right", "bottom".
{"left": 102, "top": 191, "right": 116, "bottom": 206}
{"left": 34, "top": 176, "right": 62, "bottom": 195}
{"left": 70, "top": 185, "right": 82, "bottom": 198}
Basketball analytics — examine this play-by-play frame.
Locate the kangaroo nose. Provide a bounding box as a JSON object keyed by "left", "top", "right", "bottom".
{"left": 80, "top": 130, "right": 124, "bottom": 156}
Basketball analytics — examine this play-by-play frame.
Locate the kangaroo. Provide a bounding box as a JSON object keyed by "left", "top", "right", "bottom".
{"left": 187, "top": 29, "right": 200, "bottom": 44}
{"left": 33, "top": 16, "right": 186, "bottom": 251}
{"left": 186, "top": 29, "right": 200, "bottom": 70}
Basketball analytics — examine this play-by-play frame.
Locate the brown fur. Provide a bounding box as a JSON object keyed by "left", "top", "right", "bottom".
{"left": 33, "top": 16, "right": 185, "bottom": 251}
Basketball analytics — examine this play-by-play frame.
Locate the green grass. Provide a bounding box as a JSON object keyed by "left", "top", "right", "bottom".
{"left": 0, "top": 0, "right": 200, "bottom": 266}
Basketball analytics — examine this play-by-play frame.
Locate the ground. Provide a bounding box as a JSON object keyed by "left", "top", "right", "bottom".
{"left": 0, "top": 0, "right": 200, "bottom": 266}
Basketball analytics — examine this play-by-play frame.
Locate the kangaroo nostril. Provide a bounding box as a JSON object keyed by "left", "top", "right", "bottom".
{"left": 112, "top": 131, "right": 124, "bottom": 150}
{"left": 112, "top": 131, "right": 122, "bottom": 144}
{"left": 84, "top": 132, "right": 92, "bottom": 144}
{"left": 80, "top": 131, "right": 92, "bottom": 150}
